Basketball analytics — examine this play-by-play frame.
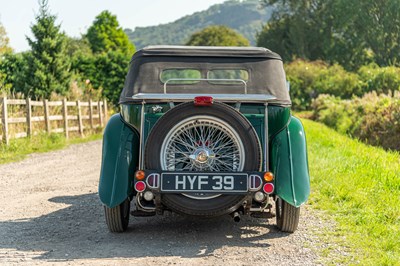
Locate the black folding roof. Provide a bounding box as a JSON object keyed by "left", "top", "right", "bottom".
{"left": 131, "top": 45, "right": 283, "bottom": 59}
{"left": 120, "top": 46, "right": 291, "bottom": 106}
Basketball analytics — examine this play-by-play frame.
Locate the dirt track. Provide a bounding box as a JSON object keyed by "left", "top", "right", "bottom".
{"left": 0, "top": 140, "right": 331, "bottom": 265}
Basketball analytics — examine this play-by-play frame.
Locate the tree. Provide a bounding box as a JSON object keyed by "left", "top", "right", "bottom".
{"left": 0, "top": 22, "right": 13, "bottom": 94}
{"left": 65, "top": 36, "right": 93, "bottom": 58}
{"left": 72, "top": 11, "right": 136, "bottom": 105}
{"left": 26, "top": 0, "right": 71, "bottom": 99}
{"left": 258, "top": 0, "right": 399, "bottom": 68}
{"left": 0, "top": 52, "right": 30, "bottom": 95}
{"left": 0, "top": 22, "right": 13, "bottom": 56}
{"left": 0, "top": 72, "right": 11, "bottom": 95}
{"left": 86, "top": 11, "right": 135, "bottom": 56}
{"left": 186, "top": 25, "right": 250, "bottom": 46}
{"left": 353, "top": 0, "right": 400, "bottom": 66}
{"left": 257, "top": 1, "right": 346, "bottom": 63}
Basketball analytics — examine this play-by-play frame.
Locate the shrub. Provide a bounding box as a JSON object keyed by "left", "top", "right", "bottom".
{"left": 311, "top": 92, "right": 400, "bottom": 151}
{"left": 285, "top": 60, "right": 400, "bottom": 110}
{"left": 313, "top": 64, "right": 363, "bottom": 98}
{"left": 358, "top": 64, "right": 400, "bottom": 94}
{"left": 285, "top": 60, "right": 327, "bottom": 110}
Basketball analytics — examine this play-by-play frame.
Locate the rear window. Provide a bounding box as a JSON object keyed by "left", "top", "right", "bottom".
{"left": 207, "top": 69, "right": 249, "bottom": 85}
{"left": 160, "top": 69, "right": 201, "bottom": 84}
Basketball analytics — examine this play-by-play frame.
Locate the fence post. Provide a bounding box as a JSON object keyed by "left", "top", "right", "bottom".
{"left": 89, "top": 99, "right": 94, "bottom": 129}
{"left": 103, "top": 99, "right": 108, "bottom": 124}
{"left": 98, "top": 101, "right": 103, "bottom": 127}
{"left": 62, "top": 98, "right": 69, "bottom": 139}
{"left": 43, "top": 99, "right": 50, "bottom": 134}
{"left": 77, "top": 100, "right": 83, "bottom": 137}
{"left": 26, "top": 98, "right": 32, "bottom": 137}
{"left": 1, "top": 97, "right": 9, "bottom": 145}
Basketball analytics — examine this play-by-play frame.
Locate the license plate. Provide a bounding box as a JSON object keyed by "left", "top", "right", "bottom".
{"left": 161, "top": 173, "right": 248, "bottom": 193}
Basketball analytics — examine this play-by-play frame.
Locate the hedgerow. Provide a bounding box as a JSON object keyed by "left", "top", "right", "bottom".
{"left": 285, "top": 60, "right": 400, "bottom": 110}
{"left": 311, "top": 92, "right": 400, "bottom": 151}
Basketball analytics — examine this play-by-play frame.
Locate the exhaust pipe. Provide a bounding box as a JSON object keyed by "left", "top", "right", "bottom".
{"left": 231, "top": 211, "right": 241, "bottom": 222}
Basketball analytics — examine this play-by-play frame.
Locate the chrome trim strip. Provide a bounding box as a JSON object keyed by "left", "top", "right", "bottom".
{"left": 164, "top": 78, "right": 247, "bottom": 94}
{"left": 264, "top": 103, "right": 269, "bottom": 171}
{"left": 132, "top": 93, "right": 276, "bottom": 103}
{"left": 138, "top": 101, "right": 145, "bottom": 170}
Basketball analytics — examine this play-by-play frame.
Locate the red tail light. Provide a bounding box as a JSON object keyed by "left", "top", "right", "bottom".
{"left": 263, "top": 183, "right": 274, "bottom": 194}
{"left": 135, "top": 181, "right": 146, "bottom": 192}
{"left": 194, "top": 96, "right": 213, "bottom": 106}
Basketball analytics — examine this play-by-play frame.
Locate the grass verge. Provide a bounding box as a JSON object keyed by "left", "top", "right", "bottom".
{"left": 0, "top": 132, "right": 102, "bottom": 165}
{"left": 303, "top": 119, "right": 400, "bottom": 265}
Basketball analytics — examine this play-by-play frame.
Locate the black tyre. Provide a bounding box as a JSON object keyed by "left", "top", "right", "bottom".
{"left": 145, "top": 102, "right": 261, "bottom": 216}
{"left": 104, "top": 198, "right": 130, "bottom": 232}
{"left": 276, "top": 197, "right": 300, "bottom": 233}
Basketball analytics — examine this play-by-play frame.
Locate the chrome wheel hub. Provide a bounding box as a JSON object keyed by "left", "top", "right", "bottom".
{"left": 189, "top": 148, "right": 215, "bottom": 165}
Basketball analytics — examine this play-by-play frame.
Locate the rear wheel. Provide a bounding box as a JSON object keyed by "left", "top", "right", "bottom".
{"left": 145, "top": 102, "right": 261, "bottom": 216}
{"left": 104, "top": 198, "right": 130, "bottom": 232}
{"left": 275, "top": 197, "right": 300, "bottom": 233}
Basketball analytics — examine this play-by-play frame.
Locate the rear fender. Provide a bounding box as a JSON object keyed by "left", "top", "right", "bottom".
{"left": 99, "top": 114, "right": 139, "bottom": 208}
{"left": 270, "top": 116, "right": 310, "bottom": 207}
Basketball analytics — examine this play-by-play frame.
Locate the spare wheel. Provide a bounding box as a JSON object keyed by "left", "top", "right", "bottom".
{"left": 145, "top": 102, "right": 261, "bottom": 216}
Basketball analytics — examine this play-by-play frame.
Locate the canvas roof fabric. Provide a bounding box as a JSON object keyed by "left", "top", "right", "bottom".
{"left": 119, "top": 45, "right": 291, "bottom": 106}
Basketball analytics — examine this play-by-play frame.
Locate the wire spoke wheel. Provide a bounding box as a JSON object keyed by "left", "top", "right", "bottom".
{"left": 145, "top": 102, "right": 261, "bottom": 216}
{"left": 160, "top": 116, "right": 245, "bottom": 200}
{"left": 161, "top": 116, "right": 245, "bottom": 173}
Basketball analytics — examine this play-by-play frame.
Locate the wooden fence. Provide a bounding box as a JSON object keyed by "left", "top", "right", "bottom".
{"left": 0, "top": 97, "right": 108, "bottom": 145}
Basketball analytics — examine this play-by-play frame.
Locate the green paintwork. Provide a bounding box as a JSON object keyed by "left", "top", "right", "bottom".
{"left": 121, "top": 103, "right": 291, "bottom": 152}
{"left": 270, "top": 116, "right": 310, "bottom": 207}
{"left": 107, "top": 103, "right": 309, "bottom": 208}
{"left": 99, "top": 114, "right": 139, "bottom": 208}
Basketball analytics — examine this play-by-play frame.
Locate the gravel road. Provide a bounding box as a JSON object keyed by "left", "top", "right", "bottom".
{"left": 0, "top": 140, "right": 332, "bottom": 265}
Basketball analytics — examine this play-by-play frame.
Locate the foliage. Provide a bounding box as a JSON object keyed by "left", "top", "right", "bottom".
{"left": 86, "top": 10, "right": 135, "bottom": 56}
{"left": 312, "top": 64, "right": 362, "bottom": 98}
{"left": 0, "top": 52, "right": 30, "bottom": 96}
{"left": 258, "top": 0, "right": 400, "bottom": 69}
{"left": 72, "top": 50, "right": 129, "bottom": 105}
{"left": 0, "top": 22, "right": 13, "bottom": 56}
{"left": 285, "top": 60, "right": 400, "bottom": 110}
{"left": 285, "top": 60, "right": 328, "bottom": 110}
{"left": 353, "top": 1, "right": 400, "bottom": 66}
{"left": 305, "top": 119, "right": 400, "bottom": 265}
{"left": 0, "top": 22, "right": 14, "bottom": 94}
{"left": 65, "top": 36, "right": 93, "bottom": 58}
{"left": 186, "top": 25, "right": 250, "bottom": 46}
{"left": 125, "top": 0, "right": 272, "bottom": 49}
{"left": 358, "top": 64, "right": 400, "bottom": 94}
{"left": 0, "top": 5, "right": 132, "bottom": 105}
{"left": 311, "top": 92, "right": 400, "bottom": 151}
{"left": 0, "top": 71, "right": 11, "bottom": 94}
{"left": 68, "top": 10, "right": 135, "bottom": 105}
{"left": 25, "top": 0, "right": 71, "bottom": 99}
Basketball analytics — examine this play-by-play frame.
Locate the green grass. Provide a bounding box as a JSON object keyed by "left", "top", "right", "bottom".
{"left": 304, "top": 119, "right": 400, "bottom": 265}
{"left": 0, "top": 132, "right": 102, "bottom": 165}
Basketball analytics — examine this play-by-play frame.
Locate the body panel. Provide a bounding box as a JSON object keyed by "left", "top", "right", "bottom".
{"left": 270, "top": 116, "right": 310, "bottom": 207}
{"left": 99, "top": 114, "right": 139, "bottom": 208}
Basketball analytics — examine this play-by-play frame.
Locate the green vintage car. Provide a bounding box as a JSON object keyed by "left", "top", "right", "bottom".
{"left": 99, "top": 46, "right": 310, "bottom": 233}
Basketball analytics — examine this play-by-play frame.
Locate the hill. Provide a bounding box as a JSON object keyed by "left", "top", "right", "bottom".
{"left": 125, "top": 0, "right": 272, "bottom": 49}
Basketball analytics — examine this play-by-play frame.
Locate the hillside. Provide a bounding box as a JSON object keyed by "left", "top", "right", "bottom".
{"left": 125, "top": 0, "right": 272, "bottom": 49}
{"left": 303, "top": 119, "right": 400, "bottom": 264}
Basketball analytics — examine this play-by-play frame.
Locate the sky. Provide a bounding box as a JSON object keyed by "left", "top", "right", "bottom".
{"left": 0, "top": 0, "right": 227, "bottom": 52}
